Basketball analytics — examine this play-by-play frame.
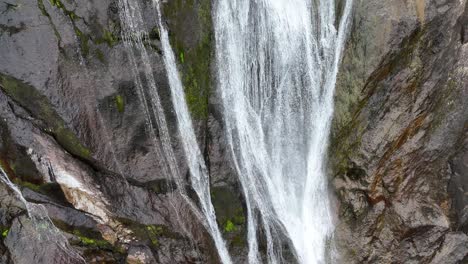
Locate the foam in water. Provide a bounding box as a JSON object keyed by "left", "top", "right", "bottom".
{"left": 213, "top": 0, "right": 353, "bottom": 263}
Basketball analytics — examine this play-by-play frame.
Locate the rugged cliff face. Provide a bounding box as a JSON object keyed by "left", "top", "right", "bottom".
{"left": 0, "top": 0, "right": 466, "bottom": 263}
{"left": 0, "top": 0, "right": 218, "bottom": 262}
{"left": 331, "top": 0, "right": 468, "bottom": 262}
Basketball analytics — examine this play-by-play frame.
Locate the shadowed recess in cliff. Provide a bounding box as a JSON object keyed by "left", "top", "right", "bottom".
{"left": 213, "top": 0, "right": 353, "bottom": 263}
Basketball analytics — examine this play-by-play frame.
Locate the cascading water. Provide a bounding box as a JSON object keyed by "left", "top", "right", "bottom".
{"left": 213, "top": 0, "right": 353, "bottom": 263}
{"left": 152, "top": 1, "right": 232, "bottom": 263}
{"left": 117, "top": 0, "right": 181, "bottom": 184}
{"left": 118, "top": 0, "right": 352, "bottom": 262}
{"left": 117, "top": 0, "right": 231, "bottom": 262}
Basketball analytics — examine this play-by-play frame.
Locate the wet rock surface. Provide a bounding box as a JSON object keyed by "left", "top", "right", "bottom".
{"left": 330, "top": 0, "right": 468, "bottom": 262}
{"left": 0, "top": 0, "right": 215, "bottom": 262}
{"left": 0, "top": 0, "right": 467, "bottom": 263}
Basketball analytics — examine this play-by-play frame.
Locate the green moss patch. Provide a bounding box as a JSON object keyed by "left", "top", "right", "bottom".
{"left": 52, "top": 220, "right": 124, "bottom": 255}
{"left": 114, "top": 95, "right": 125, "bottom": 113}
{"left": 179, "top": 51, "right": 185, "bottom": 64}
{"left": 37, "top": 0, "right": 62, "bottom": 41}
{"left": 224, "top": 220, "right": 236, "bottom": 233}
{"left": 116, "top": 218, "right": 181, "bottom": 250}
{"left": 49, "top": 0, "right": 62, "bottom": 8}
{"left": 72, "top": 229, "right": 113, "bottom": 249}
{"left": 96, "top": 29, "right": 119, "bottom": 47}
{"left": 95, "top": 48, "right": 105, "bottom": 63}
{"left": 74, "top": 27, "right": 90, "bottom": 57}
{"left": 210, "top": 186, "right": 246, "bottom": 247}
{"left": 0, "top": 226, "right": 9, "bottom": 239}
{"left": 146, "top": 225, "right": 164, "bottom": 246}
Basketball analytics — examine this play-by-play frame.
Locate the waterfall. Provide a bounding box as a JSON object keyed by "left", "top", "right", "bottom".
{"left": 117, "top": 0, "right": 181, "bottom": 185}
{"left": 213, "top": 0, "right": 353, "bottom": 263}
{"left": 117, "top": 0, "right": 352, "bottom": 262}
{"left": 152, "top": 1, "right": 233, "bottom": 263}
{"left": 118, "top": 0, "right": 231, "bottom": 262}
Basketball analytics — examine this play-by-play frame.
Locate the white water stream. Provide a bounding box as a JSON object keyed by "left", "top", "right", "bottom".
{"left": 118, "top": 0, "right": 352, "bottom": 263}
{"left": 117, "top": 0, "right": 181, "bottom": 184}
{"left": 117, "top": 0, "right": 232, "bottom": 262}
{"left": 213, "top": 0, "right": 353, "bottom": 263}
{"left": 152, "top": 1, "right": 233, "bottom": 263}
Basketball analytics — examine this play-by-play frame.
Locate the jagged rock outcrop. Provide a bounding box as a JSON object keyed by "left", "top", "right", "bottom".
{"left": 330, "top": 0, "right": 468, "bottom": 262}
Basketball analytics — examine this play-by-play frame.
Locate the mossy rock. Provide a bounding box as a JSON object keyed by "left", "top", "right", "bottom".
{"left": 114, "top": 95, "right": 125, "bottom": 113}
{"left": 115, "top": 217, "right": 182, "bottom": 250}
{"left": 53, "top": 219, "right": 123, "bottom": 254}
{"left": 14, "top": 178, "right": 72, "bottom": 205}
{"left": 45, "top": 0, "right": 120, "bottom": 58}
{"left": 96, "top": 29, "right": 119, "bottom": 48}
{"left": 210, "top": 186, "right": 247, "bottom": 247}
{"left": 0, "top": 73, "right": 91, "bottom": 160}
{"left": 72, "top": 230, "right": 113, "bottom": 249}
{"left": 163, "top": 0, "right": 213, "bottom": 119}
{"left": 0, "top": 226, "right": 9, "bottom": 240}
{"left": 94, "top": 48, "right": 106, "bottom": 63}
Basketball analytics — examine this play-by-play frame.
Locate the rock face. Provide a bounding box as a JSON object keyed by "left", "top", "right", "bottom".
{"left": 0, "top": 0, "right": 214, "bottom": 262}
{"left": 330, "top": 0, "right": 468, "bottom": 263}
{"left": 0, "top": 0, "right": 467, "bottom": 263}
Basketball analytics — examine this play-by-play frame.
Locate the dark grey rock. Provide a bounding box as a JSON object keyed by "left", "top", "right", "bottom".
{"left": 4, "top": 205, "right": 85, "bottom": 264}
{"left": 449, "top": 131, "right": 468, "bottom": 233}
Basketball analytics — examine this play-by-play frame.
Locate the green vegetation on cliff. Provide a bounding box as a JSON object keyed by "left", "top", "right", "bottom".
{"left": 0, "top": 227, "right": 9, "bottom": 239}
{"left": 211, "top": 186, "right": 246, "bottom": 247}
{"left": 114, "top": 95, "right": 125, "bottom": 113}
{"left": 115, "top": 217, "right": 182, "bottom": 250}
{"left": 163, "top": 0, "right": 213, "bottom": 119}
